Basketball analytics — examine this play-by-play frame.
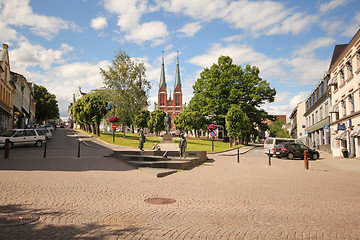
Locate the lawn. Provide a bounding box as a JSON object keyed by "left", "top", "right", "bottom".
{"left": 84, "top": 131, "right": 241, "bottom": 152}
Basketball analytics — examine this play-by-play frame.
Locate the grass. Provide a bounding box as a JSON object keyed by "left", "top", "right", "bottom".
{"left": 81, "top": 130, "right": 242, "bottom": 152}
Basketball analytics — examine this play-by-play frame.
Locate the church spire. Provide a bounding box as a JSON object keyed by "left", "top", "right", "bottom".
{"left": 174, "top": 51, "right": 181, "bottom": 90}
{"left": 159, "top": 51, "right": 166, "bottom": 89}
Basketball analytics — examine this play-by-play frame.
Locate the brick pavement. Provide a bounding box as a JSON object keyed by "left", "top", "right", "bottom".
{"left": 0, "top": 129, "right": 359, "bottom": 239}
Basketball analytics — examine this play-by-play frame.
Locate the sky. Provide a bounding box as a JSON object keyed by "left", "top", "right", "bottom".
{"left": 1, "top": 0, "right": 360, "bottom": 121}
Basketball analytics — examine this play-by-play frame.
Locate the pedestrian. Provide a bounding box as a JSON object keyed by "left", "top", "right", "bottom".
{"left": 312, "top": 140, "right": 316, "bottom": 150}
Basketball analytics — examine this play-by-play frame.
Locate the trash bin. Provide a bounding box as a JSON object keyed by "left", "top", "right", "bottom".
{"left": 342, "top": 149, "right": 349, "bottom": 158}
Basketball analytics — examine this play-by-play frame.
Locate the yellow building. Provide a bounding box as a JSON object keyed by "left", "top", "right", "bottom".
{"left": 0, "top": 44, "right": 14, "bottom": 133}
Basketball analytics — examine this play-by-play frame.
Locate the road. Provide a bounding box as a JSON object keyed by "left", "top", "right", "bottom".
{"left": 0, "top": 128, "right": 359, "bottom": 239}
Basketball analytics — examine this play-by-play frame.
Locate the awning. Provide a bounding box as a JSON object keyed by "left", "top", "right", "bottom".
{"left": 350, "top": 127, "right": 360, "bottom": 137}
{"left": 330, "top": 104, "right": 339, "bottom": 113}
{"left": 335, "top": 131, "right": 347, "bottom": 140}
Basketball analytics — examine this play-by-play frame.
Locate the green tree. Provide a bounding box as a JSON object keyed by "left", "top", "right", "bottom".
{"left": 189, "top": 56, "right": 276, "bottom": 141}
{"left": 83, "top": 93, "right": 107, "bottom": 136}
{"left": 226, "top": 105, "right": 252, "bottom": 145}
{"left": 148, "top": 110, "right": 166, "bottom": 136}
{"left": 134, "top": 109, "right": 150, "bottom": 130}
{"left": 174, "top": 112, "right": 187, "bottom": 133}
{"left": 100, "top": 49, "right": 151, "bottom": 136}
{"left": 34, "top": 84, "right": 59, "bottom": 123}
{"left": 268, "top": 120, "right": 290, "bottom": 138}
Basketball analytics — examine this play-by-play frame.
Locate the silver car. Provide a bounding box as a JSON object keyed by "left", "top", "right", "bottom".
{"left": 0, "top": 129, "right": 46, "bottom": 148}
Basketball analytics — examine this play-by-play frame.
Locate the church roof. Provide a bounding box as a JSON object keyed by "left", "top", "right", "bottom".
{"left": 159, "top": 52, "right": 166, "bottom": 89}
{"left": 174, "top": 52, "right": 181, "bottom": 90}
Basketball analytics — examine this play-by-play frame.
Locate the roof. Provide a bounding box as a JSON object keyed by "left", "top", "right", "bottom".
{"left": 159, "top": 52, "right": 166, "bottom": 89}
{"left": 174, "top": 53, "right": 181, "bottom": 90}
{"left": 328, "top": 44, "right": 347, "bottom": 71}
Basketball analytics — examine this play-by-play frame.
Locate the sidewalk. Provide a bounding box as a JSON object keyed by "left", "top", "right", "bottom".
{"left": 317, "top": 150, "right": 360, "bottom": 172}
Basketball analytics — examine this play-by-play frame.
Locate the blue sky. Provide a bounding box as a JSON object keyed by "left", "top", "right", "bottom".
{"left": 1, "top": 0, "right": 359, "bottom": 121}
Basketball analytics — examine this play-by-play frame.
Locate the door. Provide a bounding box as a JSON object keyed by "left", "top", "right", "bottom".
{"left": 24, "top": 130, "right": 38, "bottom": 145}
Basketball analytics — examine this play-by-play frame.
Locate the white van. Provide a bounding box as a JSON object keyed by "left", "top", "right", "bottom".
{"left": 264, "top": 137, "right": 303, "bottom": 156}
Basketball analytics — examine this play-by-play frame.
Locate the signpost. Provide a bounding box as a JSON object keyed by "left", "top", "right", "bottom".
{"left": 210, "top": 131, "right": 216, "bottom": 152}
{"left": 112, "top": 124, "right": 117, "bottom": 143}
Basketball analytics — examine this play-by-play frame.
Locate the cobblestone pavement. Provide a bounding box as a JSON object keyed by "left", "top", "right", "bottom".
{"left": 0, "top": 129, "right": 359, "bottom": 239}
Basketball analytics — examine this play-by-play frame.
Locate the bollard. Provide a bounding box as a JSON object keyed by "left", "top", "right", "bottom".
{"left": 43, "top": 141, "right": 47, "bottom": 158}
{"left": 77, "top": 141, "right": 81, "bottom": 158}
{"left": 4, "top": 139, "right": 10, "bottom": 158}
{"left": 268, "top": 149, "right": 271, "bottom": 166}
{"left": 237, "top": 147, "right": 239, "bottom": 163}
{"left": 304, "top": 150, "right": 309, "bottom": 170}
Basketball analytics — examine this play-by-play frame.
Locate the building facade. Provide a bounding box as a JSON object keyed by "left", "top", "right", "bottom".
{"left": 156, "top": 53, "right": 182, "bottom": 128}
{"left": 328, "top": 29, "right": 360, "bottom": 158}
{"left": 304, "top": 73, "right": 331, "bottom": 151}
{"left": 0, "top": 44, "right": 14, "bottom": 133}
{"left": 289, "top": 101, "right": 306, "bottom": 143}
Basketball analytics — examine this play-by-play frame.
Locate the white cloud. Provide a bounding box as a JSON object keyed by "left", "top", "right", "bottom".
{"left": 10, "top": 41, "right": 74, "bottom": 71}
{"left": 267, "top": 13, "right": 317, "bottom": 36}
{"left": 90, "top": 16, "right": 108, "bottom": 30}
{"left": 0, "top": 0, "right": 79, "bottom": 40}
{"left": 341, "top": 12, "right": 360, "bottom": 37}
{"left": 293, "top": 37, "right": 336, "bottom": 56}
{"left": 319, "top": 0, "right": 349, "bottom": 13}
{"left": 222, "top": 34, "right": 244, "bottom": 42}
{"left": 177, "top": 22, "right": 202, "bottom": 37}
{"left": 125, "top": 21, "right": 169, "bottom": 46}
{"left": 264, "top": 91, "right": 309, "bottom": 116}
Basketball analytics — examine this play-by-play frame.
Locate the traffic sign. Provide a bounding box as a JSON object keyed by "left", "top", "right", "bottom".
{"left": 210, "top": 131, "right": 216, "bottom": 137}
{"left": 112, "top": 123, "right": 117, "bottom": 130}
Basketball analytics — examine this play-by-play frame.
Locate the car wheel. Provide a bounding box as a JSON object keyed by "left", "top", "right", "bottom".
{"left": 312, "top": 153, "right": 319, "bottom": 160}
{"left": 9, "top": 142, "right": 14, "bottom": 149}
{"left": 287, "top": 152, "right": 294, "bottom": 160}
{"left": 35, "top": 140, "right": 42, "bottom": 147}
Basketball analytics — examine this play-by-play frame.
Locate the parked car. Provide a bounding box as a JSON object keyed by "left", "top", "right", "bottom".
{"left": 37, "top": 128, "right": 53, "bottom": 140}
{"left": 274, "top": 142, "right": 319, "bottom": 160}
{"left": 264, "top": 137, "right": 304, "bottom": 156}
{"left": 0, "top": 129, "right": 46, "bottom": 148}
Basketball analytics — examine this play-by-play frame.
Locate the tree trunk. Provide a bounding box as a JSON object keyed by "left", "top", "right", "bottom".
{"left": 122, "top": 124, "right": 126, "bottom": 137}
{"left": 96, "top": 122, "right": 100, "bottom": 136}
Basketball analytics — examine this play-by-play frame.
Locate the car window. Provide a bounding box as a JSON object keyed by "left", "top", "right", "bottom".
{"left": 0, "top": 130, "right": 16, "bottom": 137}
{"left": 300, "top": 145, "right": 310, "bottom": 150}
{"left": 14, "top": 131, "right": 25, "bottom": 137}
{"left": 265, "top": 139, "right": 273, "bottom": 144}
{"left": 36, "top": 130, "right": 45, "bottom": 136}
{"left": 292, "top": 144, "right": 300, "bottom": 149}
{"left": 25, "top": 130, "right": 36, "bottom": 136}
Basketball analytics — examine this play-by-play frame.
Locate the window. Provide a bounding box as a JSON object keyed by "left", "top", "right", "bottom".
{"left": 312, "top": 114, "right": 314, "bottom": 125}
{"left": 315, "top": 111, "right": 318, "bottom": 123}
{"left": 25, "top": 130, "right": 36, "bottom": 136}
{"left": 341, "top": 100, "right": 346, "bottom": 117}
{"left": 325, "top": 103, "right": 329, "bottom": 117}
{"left": 346, "top": 60, "right": 353, "bottom": 78}
{"left": 339, "top": 68, "right": 345, "bottom": 84}
{"left": 320, "top": 107, "right": 323, "bottom": 120}
{"left": 356, "top": 49, "right": 360, "bottom": 70}
{"left": 348, "top": 93, "right": 354, "bottom": 113}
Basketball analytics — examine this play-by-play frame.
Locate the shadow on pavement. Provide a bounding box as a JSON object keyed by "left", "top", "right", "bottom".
{"left": 0, "top": 204, "right": 142, "bottom": 239}
{"left": 0, "top": 128, "right": 136, "bottom": 172}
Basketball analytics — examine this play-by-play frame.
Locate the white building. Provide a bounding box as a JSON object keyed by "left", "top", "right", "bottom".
{"left": 328, "top": 29, "right": 360, "bottom": 158}
{"left": 304, "top": 73, "right": 331, "bottom": 151}
{"left": 289, "top": 101, "right": 307, "bottom": 143}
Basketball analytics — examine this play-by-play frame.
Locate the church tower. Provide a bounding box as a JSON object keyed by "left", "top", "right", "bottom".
{"left": 158, "top": 51, "right": 167, "bottom": 110}
{"left": 156, "top": 51, "right": 183, "bottom": 128}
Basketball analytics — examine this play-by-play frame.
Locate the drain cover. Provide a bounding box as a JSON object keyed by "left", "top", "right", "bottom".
{"left": 0, "top": 213, "right": 40, "bottom": 227}
{"left": 144, "top": 198, "right": 176, "bottom": 205}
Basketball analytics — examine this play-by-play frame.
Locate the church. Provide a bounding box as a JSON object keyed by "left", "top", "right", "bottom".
{"left": 155, "top": 52, "right": 183, "bottom": 128}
